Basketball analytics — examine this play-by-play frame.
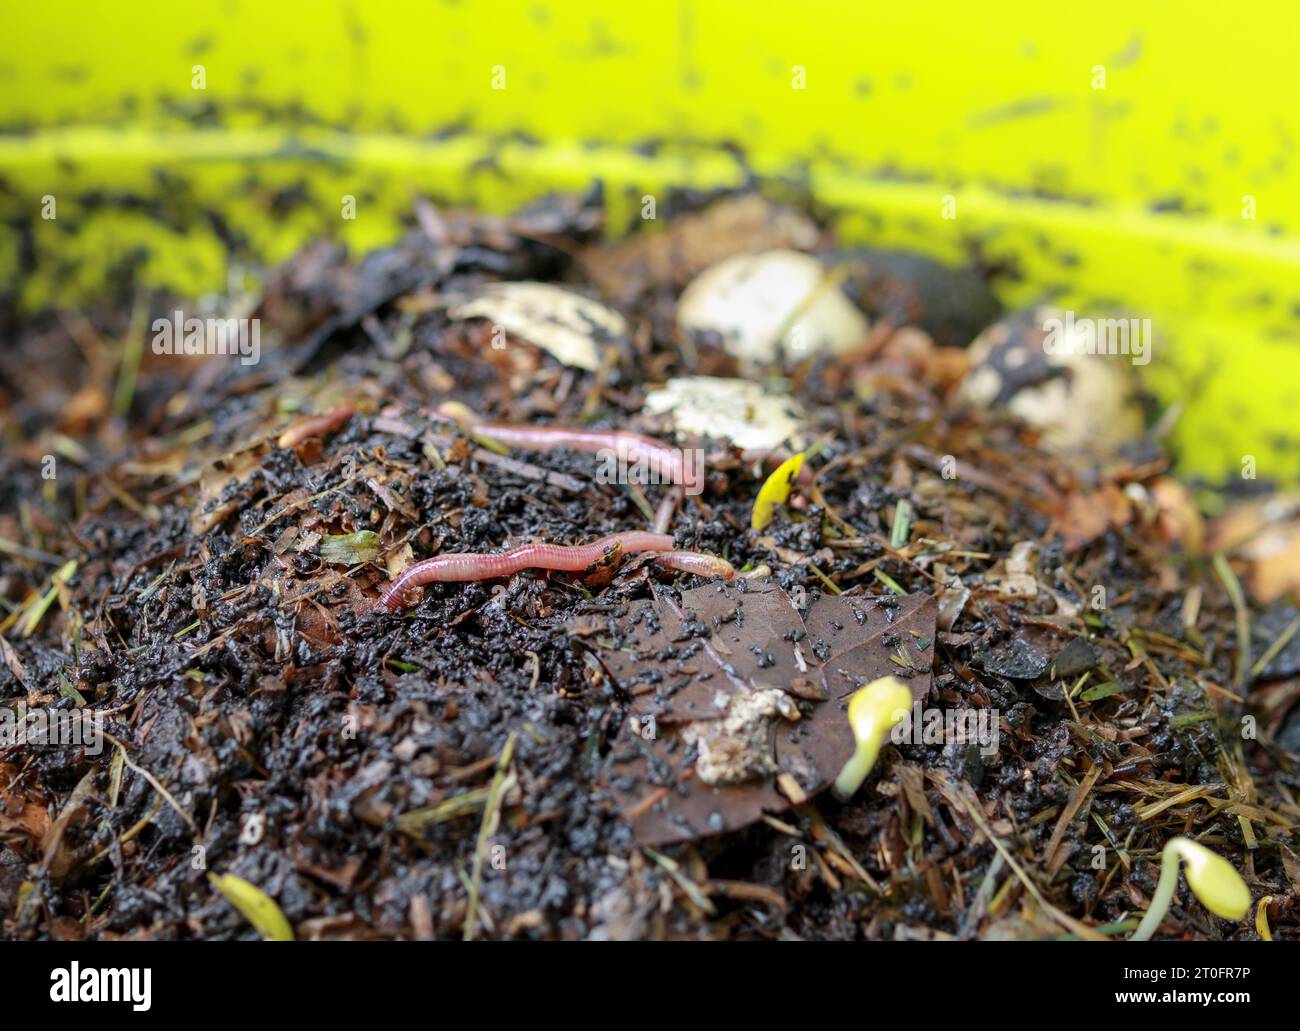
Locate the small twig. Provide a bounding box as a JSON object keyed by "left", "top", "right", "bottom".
{"left": 464, "top": 731, "right": 517, "bottom": 941}
{"left": 1212, "top": 553, "right": 1251, "bottom": 693}
{"left": 0, "top": 537, "right": 67, "bottom": 566}
{"left": 652, "top": 486, "right": 683, "bottom": 535}
{"left": 873, "top": 569, "right": 906, "bottom": 595}
{"left": 889, "top": 499, "right": 914, "bottom": 550}
{"left": 806, "top": 562, "right": 843, "bottom": 596}
{"left": 643, "top": 847, "right": 717, "bottom": 916}
{"left": 112, "top": 290, "right": 149, "bottom": 418}
{"left": 933, "top": 770, "right": 1104, "bottom": 940}
{"left": 103, "top": 733, "right": 196, "bottom": 831}
{"left": 470, "top": 447, "right": 586, "bottom": 493}
{"left": 622, "top": 480, "right": 657, "bottom": 522}
{"left": 1251, "top": 612, "right": 1300, "bottom": 679}
{"left": 1043, "top": 763, "right": 1102, "bottom": 875}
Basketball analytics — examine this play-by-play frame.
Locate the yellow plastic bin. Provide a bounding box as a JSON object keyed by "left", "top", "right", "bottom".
{"left": 2, "top": 1, "right": 1299, "bottom": 483}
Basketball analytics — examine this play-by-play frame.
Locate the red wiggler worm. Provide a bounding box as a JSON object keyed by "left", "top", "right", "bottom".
{"left": 378, "top": 531, "right": 675, "bottom": 609}
{"left": 436, "top": 405, "right": 704, "bottom": 493}
{"left": 652, "top": 487, "right": 683, "bottom": 534}
{"left": 277, "top": 403, "right": 356, "bottom": 449}
{"left": 651, "top": 551, "right": 736, "bottom": 579}
{"left": 477, "top": 424, "right": 703, "bottom": 493}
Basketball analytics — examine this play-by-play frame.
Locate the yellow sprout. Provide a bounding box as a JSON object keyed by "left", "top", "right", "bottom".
{"left": 209, "top": 872, "right": 295, "bottom": 941}
{"left": 832, "top": 675, "right": 913, "bottom": 801}
{"left": 1255, "top": 896, "right": 1274, "bottom": 941}
{"left": 1131, "top": 836, "right": 1251, "bottom": 941}
{"left": 750, "top": 452, "right": 806, "bottom": 530}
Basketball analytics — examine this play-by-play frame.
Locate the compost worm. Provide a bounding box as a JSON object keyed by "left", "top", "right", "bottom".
{"left": 378, "top": 531, "right": 675, "bottom": 609}
{"left": 652, "top": 487, "right": 683, "bottom": 534}
{"left": 277, "top": 402, "right": 356, "bottom": 449}
{"left": 650, "top": 550, "right": 736, "bottom": 579}
{"left": 436, "top": 403, "right": 705, "bottom": 492}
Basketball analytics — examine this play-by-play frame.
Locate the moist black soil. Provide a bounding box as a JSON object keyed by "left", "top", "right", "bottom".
{"left": 1, "top": 192, "right": 1296, "bottom": 940}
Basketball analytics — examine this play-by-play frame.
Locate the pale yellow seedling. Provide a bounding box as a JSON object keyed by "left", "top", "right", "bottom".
{"left": 750, "top": 452, "right": 805, "bottom": 530}
{"left": 1131, "top": 836, "right": 1251, "bottom": 941}
{"left": 832, "top": 676, "right": 913, "bottom": 801}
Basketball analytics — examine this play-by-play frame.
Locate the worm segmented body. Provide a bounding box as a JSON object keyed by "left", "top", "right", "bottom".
{"left": 278, "top": 403, "right": 356, "bottom": 449}
{"left": 378, "top": 532, "right": 675, "bottom": 609}
{"left": 467, "top": 422, "right": 705, "bottom": 494}
{"left": 651, "top": 551, "right": 736, "bottom": 579}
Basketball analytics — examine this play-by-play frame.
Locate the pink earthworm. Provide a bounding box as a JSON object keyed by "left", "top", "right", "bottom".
{"left": 436, "top": 405, "right": 704, "bottom": 494}
{"left": 651, "top": 551, "right": 735, "bottom": 579}
{"left": 277, "top": 403, "right": 356, "bottom": 449}
{"left": 652, "top": 486, "right": 683, "bottom": 534}
{"left": 378, "top": 532, "right": 675, "bottom": 610}
{"left": 478, "top": 424, "right": 703, "bottom": 493}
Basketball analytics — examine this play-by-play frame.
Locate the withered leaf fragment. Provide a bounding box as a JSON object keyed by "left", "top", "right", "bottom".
{"left": 596, "top": 582, "right": 936, "bottom": 844}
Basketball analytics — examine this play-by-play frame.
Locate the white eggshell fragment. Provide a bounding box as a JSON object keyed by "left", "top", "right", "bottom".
{"left": 677, "top": 250, "right": 869, "bottom": 363}
{"left": 961, "top": 307, "right": 1145, "bottom": 455}
{"left": 644, "top": 376, "right": 805, "bottom": 451}
{"left": 448, "top": 281, "right": 626, "bottom": 371}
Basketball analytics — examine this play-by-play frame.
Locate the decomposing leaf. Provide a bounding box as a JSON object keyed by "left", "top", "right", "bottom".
{"left": 1081, "top": 681, "right": 1125, "bottom": 702}
{"left": 1208, "top": 493, "right": 1300, "bottom": 554}
{"left": 192, "top": 442, "right": 267, "bottom": 535}
{"left": 990, "top": 540, "right": 1038, "bottom": 597}
{"left": 1150, "top": 476, "right": 1204, "bottom": 555}
{"left": 0, "top": 635, "right": 27, "bottom": 683}
{"left": 316, "top": 530, "right": 381, "bottom": 566}
{"left": 1048, "top": 637, "right": 1100, "bottom": 680}
{"left": 1207, "top": 494, "right": 1300, "bottom": 604}
{"left": 1053, "top": 482, "right": 1133, "bottom": 551}
{"left": 40, "top": 770, "right": 97, "bottom": 881}
{"left": 975, "top": 630, "right": 1054, "bottom": 681}
{"left": 448, "top": 282, "right": 625, "bottom": 371}
{"left": 1239, "top": 523, "right": 1300, "bottom": 604}
{"left": 596, "top": 581, "right": 935, "bottom": 844}
{"left": 972, "top": 610, "right": 1094, "bottom": 702}
{"left": 0, "top": 760, "right": 51, "bottom": 841}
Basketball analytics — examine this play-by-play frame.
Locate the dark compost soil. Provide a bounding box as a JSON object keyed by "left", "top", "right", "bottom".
{"left": 1, "top": 192, "right": 1297, "bottom": 940}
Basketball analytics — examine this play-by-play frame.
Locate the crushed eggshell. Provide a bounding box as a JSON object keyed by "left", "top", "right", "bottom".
{"left": 644, "top": 376, "right": 804, "bottom": 451}
{"left": 961, "top": 307, "right": 1144, "bottom": 455}
{"left": 448, "top": 281, "right": 626, "bottom": 371}
{"left": 677, "top": 250, "right": 869, "bottom": 364}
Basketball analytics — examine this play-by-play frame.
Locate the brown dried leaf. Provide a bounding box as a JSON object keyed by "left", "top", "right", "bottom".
{"left": 600, "top": 582, "right": 936, "bottom": 844}
{"left": 1053, "top": 482, "right": 1132, "bottom": 551}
